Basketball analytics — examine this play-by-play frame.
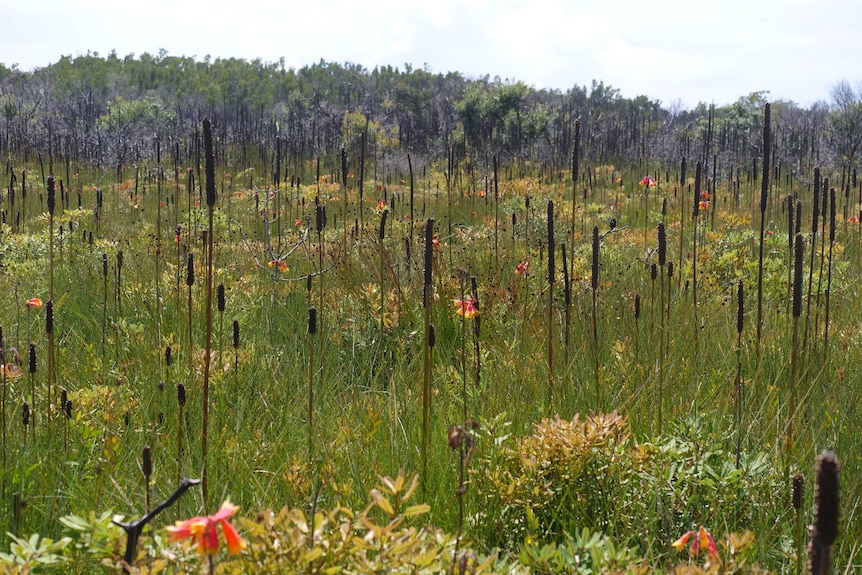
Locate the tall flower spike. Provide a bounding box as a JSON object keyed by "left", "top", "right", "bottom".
{"left": 203, "top": 117, "right": 216, "bottom": 208}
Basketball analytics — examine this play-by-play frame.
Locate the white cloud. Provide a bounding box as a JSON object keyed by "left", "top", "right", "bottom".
{"left": 1, "top": 0, "right": 860, "bottom": 106}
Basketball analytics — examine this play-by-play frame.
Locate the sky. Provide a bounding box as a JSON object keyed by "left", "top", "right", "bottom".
{"left": 2, "top": 0, "right": 861, "bottom": 109}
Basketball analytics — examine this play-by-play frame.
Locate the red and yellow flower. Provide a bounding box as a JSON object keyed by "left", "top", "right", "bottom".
{"left": 516, "top": 261, "right": 529, "bottom": 275}
{"left": 166, "top": 500, "right": 245, "bottom": 556}
{"left": 672, "top": 525, "right": 719, "bottom": 559}
{"left": 453, "top": 297, "right": 479, "bottom": 319}
{"left": 639, "top": 176, "right": 657, "bottom": 187}
{"left": 268, "top": 259, "right": 288, "bottom": 273}
{"left": 26, "top": 298, "right": 43, "bottom": 309}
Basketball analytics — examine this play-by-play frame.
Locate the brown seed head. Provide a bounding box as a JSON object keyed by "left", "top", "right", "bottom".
{"left": 142, "top": 445, "right": 152, "bottom": 479}
{"left": 813, "top": 450, "right": 840, "bottom": 546}
{"left": 792, "top": 472, "right": 804, "bottom": 511}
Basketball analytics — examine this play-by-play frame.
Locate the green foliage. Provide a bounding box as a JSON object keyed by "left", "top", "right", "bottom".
{"left": 517, "top": 528, "right": 641, "bottom": 575}
{"left": 42, "top": 473, "right": 493, "bottom": 575}
{"left": 636, "top": 417, "right": 785, "bottom": 553}
{"left": 0, "top": 533, "right": 70, "bottom": 571}
{"left": 471, "top": 412, "right": 786, "bottom": 567}
{"left": 472, "top": 412, "right": 636, "bottom": 549}
{"left": 58, "top": 511, "right": 124, "bottom": 559}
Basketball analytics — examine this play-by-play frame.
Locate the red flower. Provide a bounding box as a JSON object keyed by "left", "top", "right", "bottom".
{"left": 166, "top": 500, "right": 245, "bottom": 555}
{"left": 477, "top": 189, "right": 486, "bottom": 198}
{"left": 376, "top": 199, "right": 387, "bottom": 213}
{"left": 639, "top": 176, "right": 657, "bottom": 187}
{"left": 698, "top": 526, "right": 719, "bottom": 558}
{"left": 453, "top": 297, "right": 479, "bottom": 319}
{"left": 699, "top": 200, "right": 710, "bottom": 211}
{"left": 26, "top": 298, "right": 43, "bottom": 309}
{"left": 516, "top": 261, "right": 529, "bottom": 275}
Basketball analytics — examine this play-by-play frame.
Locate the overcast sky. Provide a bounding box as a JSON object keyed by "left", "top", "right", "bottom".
{"left": 2, "top": 0, "right": 860, "bottom": 109}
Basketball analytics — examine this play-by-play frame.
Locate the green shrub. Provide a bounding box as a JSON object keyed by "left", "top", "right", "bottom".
{"left": 471, "top": 411, "right": 636, "bottom": 549}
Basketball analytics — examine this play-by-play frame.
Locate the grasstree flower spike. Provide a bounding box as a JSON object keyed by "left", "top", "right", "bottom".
{"left": 167, "top": 500, "right": 245, "bottom": 556}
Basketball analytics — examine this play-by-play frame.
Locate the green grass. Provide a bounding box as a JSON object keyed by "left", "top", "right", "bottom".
{"left": 0, "top": 159, "right": 857, "bottom": 572}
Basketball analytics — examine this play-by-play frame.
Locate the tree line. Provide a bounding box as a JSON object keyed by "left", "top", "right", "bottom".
{"left": 0, "top": 50, "right": 858, "bottom": 187}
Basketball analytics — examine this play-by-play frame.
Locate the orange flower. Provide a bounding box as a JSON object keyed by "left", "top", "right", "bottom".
{"left": 453, "top": 297, "right": 479, "bottom": 319}
{"left": 376, "top": 199, "right": 387, "bottom": 213}
{"left": 166, "top": 500, "right": 245, "bottom": 556}
{"left": 26, "top": 298, "right": 43, "bottom": 309}
{"left": 698, "top": 200, "right": 710, "bottom": 211}
{"left": 698, "top": 526, "right": 719, "bottom": 558}
{"left": 2, "top": 363, "right": 22, "bottom": 380}
{"left": 516, "top": 261, "right": 529, "bottom": 275}
{"left": 639, "top": 176, "right": 657, "bottom": 187}
{"left": 671, "top": 530, "right": 693, "bottom": 553}
{"left": 268, "top": 259, "right": 288, "bottom": 273}
{"left": 672, "top": 526, "right": 718, "bottom": 559}
{"left": 431, "top": 235, "right": 442, "bottom": 251}
{"left": 477, "top": 189, "right": 486, "bottom": 198}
